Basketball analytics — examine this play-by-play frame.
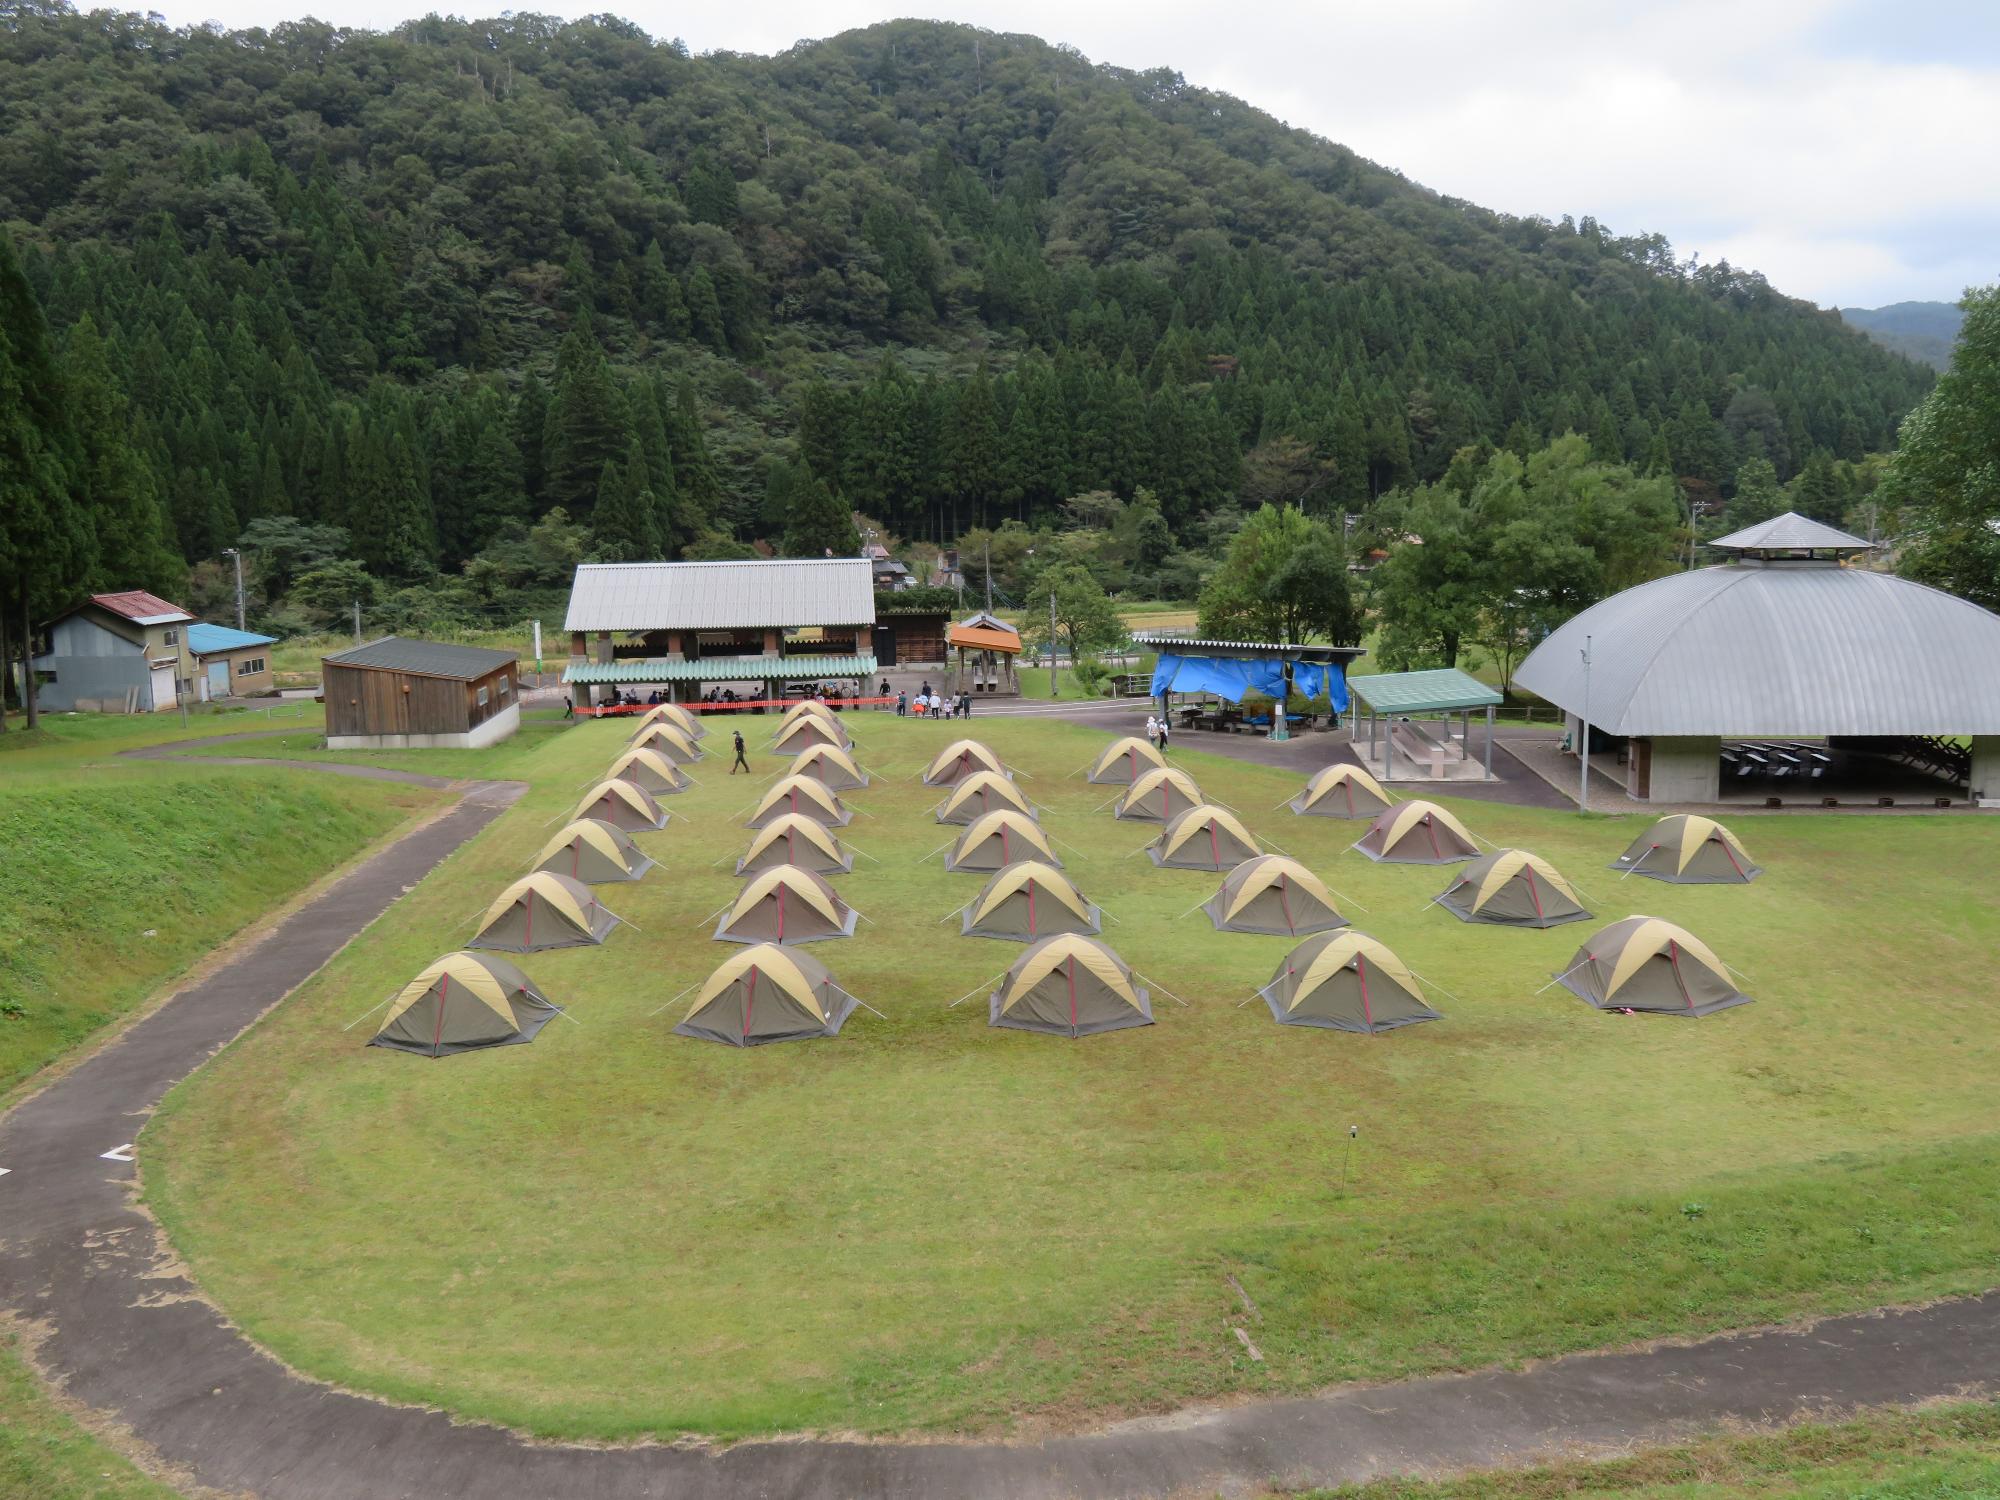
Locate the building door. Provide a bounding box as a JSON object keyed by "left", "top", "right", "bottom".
{"left": 207, "top": 660, "right": 230, "bottom": 700}
{"left": 872, "top": 624, "right": 898, "bottom": 667}
{"left": 149, "top": 665, "right": 175, "bottom": 712}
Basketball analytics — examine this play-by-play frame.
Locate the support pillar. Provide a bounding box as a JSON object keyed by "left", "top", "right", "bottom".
{"left": 1970, "top": 736, "right": 1999, "bottom": 803}
{"left": 1484, "top": 705, "right": 1495, "bottom": 779}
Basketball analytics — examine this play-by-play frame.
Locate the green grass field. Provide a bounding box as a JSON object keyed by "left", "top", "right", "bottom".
{"left": 141, "top": 710, "right": 2000, "bottom": 1443}
{"left": 0, "top": 1332, "right": 179, "bottom": 1500}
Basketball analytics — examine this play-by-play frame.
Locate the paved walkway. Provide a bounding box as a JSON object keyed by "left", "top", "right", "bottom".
{"left": 2, "top": 739, "right": 1995, "bottom": 1498}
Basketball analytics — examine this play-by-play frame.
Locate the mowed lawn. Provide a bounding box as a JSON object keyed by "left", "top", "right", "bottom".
{"left": 147, "top": 711, "right": 2000, "bottom": 1441}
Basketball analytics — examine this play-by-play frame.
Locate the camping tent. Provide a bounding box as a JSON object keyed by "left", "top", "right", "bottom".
{"left": 573, "top": 778, "right": 669, "bottom": 832}
{"left": 936, "top": 769, "right": 1035, "bottom": 825}
{"left": 1290, "top": 763, "right": 1395, "bottom": 820}
{"left": 470, "top": 872, "right": 622, "bottom": 953}
{"left": 675, "top": 943, "right": 860, "bottom": 1046}
{"left": 604, "top": 747, "right": 691, "bottom": 797}
{"left": 636, "top": 702, "right": 704, "bottom": 740}
{"left": 1086, "top": 735, "right": 1168, "bottom": 784}
{"left": 1555, "top": 915, "right": 1752, "bottom": 1016}
{"left": 714, "top": 866, "right": 857, "bottom": 944}
{"left": 1258, "top": 931, "right": 1440, "bottom": 1033}
{"left": 1436, "top": 850, "right": 1591, "bottom": 928}
{"left": 1611, "top": 815, "right": 1761, "bottom": 884}
{"left": 1148, "top": 805, "right": 1261, "bottom": 871}
{"left": 922, "top": 739, "right": 1008, "bottom": 787}
{"left": 771, "top": 714, "right": 853, "bottom": 755}
{"left": 736, "top": 813, "right": 855, "bottom": 876}
{"left": 788, "top": 742, "right": 870, "bottom": 790}
{"left": 1354, "top": 800, "right": 1479, "bottom": 864}
{"left": 1204, "top": 855, "right": 1347, "bottom": 935}
{"left": 945, "top": 809, "right": 1060, "bottom": 872}
{"left": 961, "top": 862, "right": 1100, "bottom": 941}
{"left": 369, "top": 952, "right": 561, "bottom": 1058}
{"left": 626, "top": 722, "right": 703, "bottom": 764}
{"left": 1114, "top": 766, "right": 1205, "bottom": 822}
{"left": 988, "top": 934, "right": 1152, "bottom": 1038}
{"left": 531, "top": 819, "right": 654, "bottom": 883}
{"left": 746, "top": 775, "right": 852, "bottom": 828}
{"left": 779, "top": 699, "right": 839, "bottom": 730}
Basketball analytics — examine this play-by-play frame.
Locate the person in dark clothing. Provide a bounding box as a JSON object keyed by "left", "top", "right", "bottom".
{"left": 730, "top": 730, "right": 750, "bottom": 774}
{"left": 562, "top": 695, "right": 574, "bottom": 720}
{"left": 960, "top": 693, "right": 972, "bottom": 718}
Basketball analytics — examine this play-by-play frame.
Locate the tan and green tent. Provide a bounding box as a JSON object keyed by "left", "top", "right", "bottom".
{"left": 1436, "top": 849, "right": 1590, "bottom": 928}
{"left": 788, "top": 742, "right": 870, "bottom": 790}
{"left": 735, "top": 813, "right": 855, "bottom": 876}
{"left": 745, "top": 774, "right": 851, "bottom": 829}
{"left": 771, "top": 713, "right": 853, "bottom": 755}
{"left": 1258, "top": 931, "right": 1440, "bottom": 1033}
{"left": 532, "top": 818, "right": 654, "bottom": 883}
{"left": 627, "top": 722, "right": 703, "bottom": 765}
{"left": 779, "top": 699, "right": 840, "bottom": 731}
{"left": 573, "top": 777, "right": 669, "bottom": 832}
{"left": 922, "top": 739, "right": 1007, "bottom": 787}
{"left": 1204, "top": 855, "right": 1347, "bottom": 936}
{"left": 470, "top": 872, "right": 622, "bottom": 953}
{"left": 1354, "top": 799, "right": 1479, "bottom": 864}
{"left": 1086, "top": 735, "right": 1168, "bottom": 784}
{"left": 945, "top": 809, "right": 1060, "bottom": 872}
{"left": 936, "top": 769, "right": 1035, "bottom": 825}
{"left": 1148, "top": 805, "right": 1260, "bottom": 871}
{"left": 988, "top": 934, "right": 1152, "bottom": 1038}
{"left": 605, "top": 747, "right": 692, "bottom": 797}
{"left": 1555, "top": 915, "right": 1752, "bottom": 1017}
{"left": 961, "top": 862, "right": 1100, "bottom": 942}
{"left": 1612, "top": 815, "right": 1761, "bottom": 884}
{"left": 675, "top": 943, "right": 860, "bottom": 1046}
{"left": 715, "top": 866, "right": 857, "bottom": 945}
{"left": 1114, "top": 766, "right": 1205, "bottom": 822}
{"left": 369, "top": 952, "right": 561, "bottom": 1058}
{"left": 1290, "top": 763, "right": 1395, "bottom": 820}
{"left": 636, "top": 702, "right": 705, "bottom": 740}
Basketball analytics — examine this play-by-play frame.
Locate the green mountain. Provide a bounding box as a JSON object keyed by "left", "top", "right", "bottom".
{"left": 1839, "top": 301, "right": 1964, "bottom": 371}
{"left": 0, "top": 7, "right": 1935, "bottom": 586}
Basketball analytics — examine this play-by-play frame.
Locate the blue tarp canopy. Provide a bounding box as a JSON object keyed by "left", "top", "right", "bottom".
{"left": 1151, "top": 653, "right": 1350, "bottom": 712}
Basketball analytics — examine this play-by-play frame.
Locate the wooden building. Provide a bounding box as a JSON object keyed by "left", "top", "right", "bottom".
{"left": 322, "top": 637, "right": 520, "bottom": 750}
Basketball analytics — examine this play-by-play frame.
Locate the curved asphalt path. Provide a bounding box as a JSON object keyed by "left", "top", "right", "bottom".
{"left": 1, "top": 739, "right": 1996, "bottom": 1498}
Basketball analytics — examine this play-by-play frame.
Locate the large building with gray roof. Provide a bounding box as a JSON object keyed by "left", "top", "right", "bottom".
{"left": 1516, "top": 513, "right": 2000, "bottom": 804}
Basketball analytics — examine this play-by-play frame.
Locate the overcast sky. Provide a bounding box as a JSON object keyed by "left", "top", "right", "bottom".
{"left": 156, "top": 0, "right": 1998, "bottom": 309}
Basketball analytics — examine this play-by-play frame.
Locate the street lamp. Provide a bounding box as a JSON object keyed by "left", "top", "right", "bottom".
{"left": 220, "top": 548, "right": 245, "bottom": 632}
{"left": 1578, "top": 634, "right": 1593, "bottom": 814}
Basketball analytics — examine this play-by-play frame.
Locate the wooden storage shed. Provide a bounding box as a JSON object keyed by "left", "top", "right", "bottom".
{"left": 322, "top": 637, "right": 520, "bottom": 750}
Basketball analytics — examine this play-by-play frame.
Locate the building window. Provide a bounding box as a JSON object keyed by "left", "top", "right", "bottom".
{"left": 497, "top": 674, "right": 511, "bottom": 698}
{"left": 236, "top": 657, "right": 265, "bottom": 676}
{"left": 163, "top": 628, "right": 178, "bottom": 646}
{"left": 476, "top": 686, "right": 490, "bottom": 708}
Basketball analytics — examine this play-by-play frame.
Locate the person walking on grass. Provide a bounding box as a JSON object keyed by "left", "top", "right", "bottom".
{"left": 730, "top": 729, "right": 750, "bottom": 774}
{"left": 1156, "top": 716, "right": 1170, "bottom": 753}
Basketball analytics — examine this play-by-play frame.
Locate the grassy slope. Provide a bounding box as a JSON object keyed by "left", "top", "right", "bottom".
{"left": 148, "top": 712, "right": 2000, "bottom": 1442}
{"left": 172, "top": 706, "right": 573, "bottom": 779}
{"left": 0, "top": 1334, "right": 180, "bottom": 1500}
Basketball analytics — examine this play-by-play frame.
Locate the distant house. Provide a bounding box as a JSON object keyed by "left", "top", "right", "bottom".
{"left": 187, "top": 623, "right": 277, "bottom": 701}
{"left": 864, "top": 543, "right": 913, "bottom": 592}
{"left": 28, "top": 591, "right": 195, "bottom": 713}
{"left": 321, "top": 637, "right": 520, "bottom": 750}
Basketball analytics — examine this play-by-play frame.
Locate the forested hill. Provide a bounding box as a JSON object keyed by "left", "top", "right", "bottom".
{"left": 0, "top": 4, "right": 1934, "bottom": 595}
{"left": 1840, "top": 302, "right": 1964, "bottom": 371}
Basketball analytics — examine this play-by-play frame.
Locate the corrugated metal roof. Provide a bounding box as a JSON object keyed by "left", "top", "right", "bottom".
{"left": 1709, "top": 512, "right": 1871, "bottom": 553}
{"left": 1131, "top": 634, "right": 1364, "bottom": 661}
{"left": 323, "top": 636, "right": 517, "bottom": 680}
{"left": 564, "top": 560, "right": 875, "bottom": 632}
{"left": 91, "top": 590, "right": 193, "bottom": 625}
{"left": 1351, "top": 668, "right": 1502, "bottom": 713}
{"left": 1515, "top": 564, "right": 2000, "bottom": 735}
{"left": 187, "top": 622, "right": 276, "bottom": 655}
{"left": 563, "top": 654, "right": 877, "bottom": 685}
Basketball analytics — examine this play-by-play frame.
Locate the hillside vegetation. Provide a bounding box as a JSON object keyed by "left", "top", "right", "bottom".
{"left": 1841, "top": 300, "right": 1965, "bottom": 370}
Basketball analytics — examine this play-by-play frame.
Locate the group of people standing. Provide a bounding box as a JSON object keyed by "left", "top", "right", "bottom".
{"left": 897, "top": 682, "right": 972, "bottom": 720}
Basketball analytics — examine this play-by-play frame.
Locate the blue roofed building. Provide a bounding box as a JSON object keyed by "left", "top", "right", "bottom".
{"left": 187, "top": 622, "right": 278, "bottom": 701}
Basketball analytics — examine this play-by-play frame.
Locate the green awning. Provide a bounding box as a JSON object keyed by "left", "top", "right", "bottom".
{"left": 1350, "top": 668, "right": 1502, "bottom": 714}
{"left": 563, "top": 654, "right": 878, "bottom": 686}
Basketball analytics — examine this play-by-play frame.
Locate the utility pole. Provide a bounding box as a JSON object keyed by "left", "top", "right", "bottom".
{"left": 352, "top": 599, "right": 362, "bottom": 646}
{"left": 1049, "top": 587, "right": 1059, "bottom": 698}
{"left": 533, "top": 619, "right": 543, "bottom": 684}
{"left": 1578, "top": 634, "right": 1593, "bottom": 814}
{"left": 983, "top": 540, "right": 993, "bottom": 613}
{"left": 222, "top": 548, "right": 245, "bottom": 630}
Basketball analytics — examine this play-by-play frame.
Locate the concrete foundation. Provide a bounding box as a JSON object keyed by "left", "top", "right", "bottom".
{"left": 328, "top": 702, "right": 519, "bottom": 752}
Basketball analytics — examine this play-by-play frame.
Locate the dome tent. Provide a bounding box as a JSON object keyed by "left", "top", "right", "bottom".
{"left": 1290, "top": 763, "right": 1395, "bottom": 820}
{"left": 771, "top": 713, "right": 853, "bottom": 754}
{"left": 745, "top": 775, "right": 851, "bottom": 828}
{"left": 626, "top": 722, "right": 703, "bottom": 764}
{"left": 604, "top": 747, "right": 691, "bottom": 797}
{"left": 735, "top": 814, "right": 855, "bottom": 876}
{"left": 988, "top": 935, "right": 1152, "bottom": 1038}
{"left": 1611, "top": 815, "right": 1761, "bottom": 884}
{"left": 1555, "top": 916, "right": 1752, "bottom": 1017}
{"left": 1085, "top": 735, "right": 1167, "bottom": 785}
{"left": 531, "top": 818, "right": 654, "bottom": 883}
{"left": 635, "top": 702, "right": 704, "bottom": 740}
{"left": 370, "top": 953, "right": 561, "bottom": 1058}
{"left": 1354, "top": 800, "right": 1478, "bottom": 864}
{"left": 778, "top": 699, "right": 840, "bottom": 730}
{"left": 675, "top": 944, "right": 861, "bottom": 1046}
{"left": 788, "top": 742, "right": 870, "bottom": 790}
{"left": 714, "top": 866, "right": 857, "bottom": 945}
{"left": 936, "top": 769, "right": 1035, "bottom": 825}
{"left": 1436, "top": 850, "right": 1591, "bottom": 928}
{"left": 960, "top": 862, "right": 1100, "bottom": 941}
{"left": 945, "top": 809, "right": 1060, "bottom": 872}
{"left": 1148, "top": 805, "right": 1261, "bottom": 871}
{"left": 1258, "top": 931, "right": 1440, "bottom": 1033}
{"left": 922, "top": 739, "right": 1008, "bottom": 787}
{"left": 573, "top": 778, "right": 669, "bottom": 832}
{"left": 469, "top": 872, "right": 622, "bottom": 953}
{"left": 1204, "top": 855, "right": 1347, "bottom": 936}
{"left": 1113, "top": 766, "right": 1205, "bottom": 822}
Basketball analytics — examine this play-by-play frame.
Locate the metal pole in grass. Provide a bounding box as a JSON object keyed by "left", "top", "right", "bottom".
{"left": 1578, "top": 633, "right": 1593, "bottom": 815}
{"left": 1342, "top": 1125, "right": 1358, "bottom": 1187}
